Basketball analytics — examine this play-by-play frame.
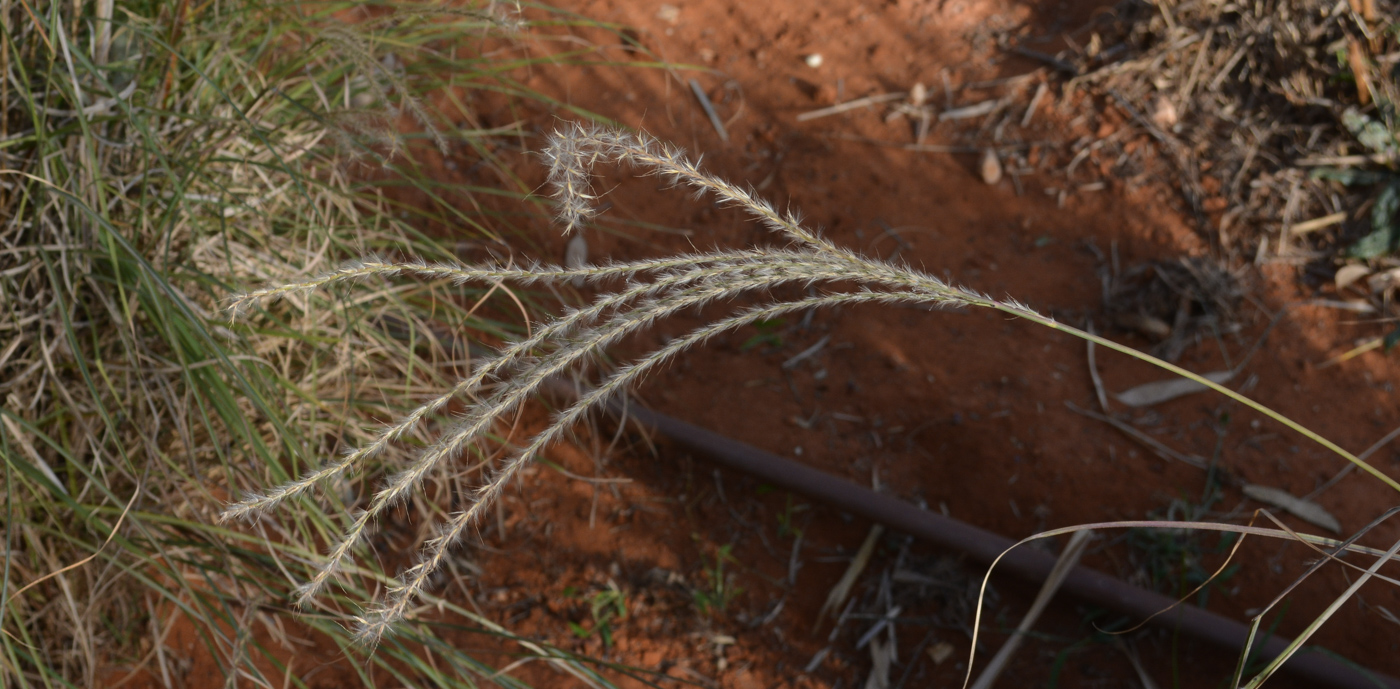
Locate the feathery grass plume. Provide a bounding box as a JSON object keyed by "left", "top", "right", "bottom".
{"left": 229, "top": 123, "right": 1400, "bottom": 647}
{"left": 220, "top": 248, "right": 832, "bottom": 521}
{"left": 228, "top": 123, "right": 1017, "bottom": 640}
{"left": 274, "top": 259, "right": 889, "bottom": 605}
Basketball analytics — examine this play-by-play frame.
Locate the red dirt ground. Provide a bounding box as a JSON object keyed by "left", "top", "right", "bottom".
{"left": 111, "top": 0, "right": 1400, "bottom": 687}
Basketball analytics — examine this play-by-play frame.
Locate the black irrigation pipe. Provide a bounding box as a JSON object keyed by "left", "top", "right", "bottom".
{"left": 609, "top": 400, "right": 1400, "bottom": 689}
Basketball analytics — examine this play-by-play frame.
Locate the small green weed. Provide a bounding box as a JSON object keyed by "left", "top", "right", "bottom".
{"left": 1129, "top": 411, "right": 1240, "bottom": 607}
{"left": 692, "top": 543, "right": 744, "bottom": 615}
{"left": 1128, "top": 497, "right": 1241, "bottom": 608}
{"left": 776, "top": 494, "right": 809, "bottom": 539}
{"left": 740, "top": 318, "right": 786, "bottom": 351}
{"left": 1046, "top": 614, "right": 1132, "bottom": 689}
{"left": 566, "top": 583, "right": 627, "bottom": 648}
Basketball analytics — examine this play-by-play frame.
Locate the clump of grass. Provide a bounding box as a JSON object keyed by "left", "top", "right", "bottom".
{"left": 229, "top": 122, "right": 1400, "bottom": 675}
{"left": 0, "top": 0, "right": 634, "bottom": 686}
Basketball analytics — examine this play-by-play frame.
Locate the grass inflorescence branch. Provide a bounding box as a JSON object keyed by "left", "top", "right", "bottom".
{"left": 224, "top": 123, "right": 1396, "bottom": 645}
{"left": 222, "top": 123, "right": 991, "bottom": 641}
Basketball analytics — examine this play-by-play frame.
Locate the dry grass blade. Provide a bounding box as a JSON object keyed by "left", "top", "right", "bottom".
{"left": 966, "top": 514, "right": 1400, "bottom": 689}
{"left": 1237, "top": 528, "right": 1400, "bottom": 688}
{"left": 969, "top": 530, "right": 1092, "bottom": 689}
{"left": 816, "top": 524, "right": 885, "bottom": 631}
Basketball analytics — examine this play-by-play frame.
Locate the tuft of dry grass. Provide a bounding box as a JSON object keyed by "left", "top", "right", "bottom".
{"left": 0, "top": 1, "right": 640, "bottom": 686}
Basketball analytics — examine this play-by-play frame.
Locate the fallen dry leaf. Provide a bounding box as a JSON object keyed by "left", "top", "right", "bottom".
{"left": 1115, "top": 370, "right": 1234, "bottom": 407}
{"left": 1113, "top": 312, "right": 1172, "bottom": 340}
{"left": 1336, "top": 264, "right": 1371, "bottom": 291}
{"left": 1243, "top": 484, "right": 1341, "bottom": 534}
{"left": 928, "top": 641, "right": 955, "bottom": 665}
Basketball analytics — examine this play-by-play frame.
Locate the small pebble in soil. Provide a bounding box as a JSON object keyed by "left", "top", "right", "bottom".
{"left": 804, "top": 53, "right": 823, "bottom": 68}
{"left": 979, "top": 148, "right": 1003, "bottom": 185}
{"left": 910, "top": 82, "right": 928, "bottom": 107}
{"left": 1151, "top": 96, "right": 1179, "bottom": 129}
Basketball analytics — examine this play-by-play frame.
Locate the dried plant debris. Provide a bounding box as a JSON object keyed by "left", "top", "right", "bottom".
{"left": 1104, "top": 257, "right": 1246, "bottom": 361}
{"left": 1013, "top": 0, "right": 1398, "bottom": 260}
{"left": 827, "top": 547, "right": 988, "bottom": 686}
